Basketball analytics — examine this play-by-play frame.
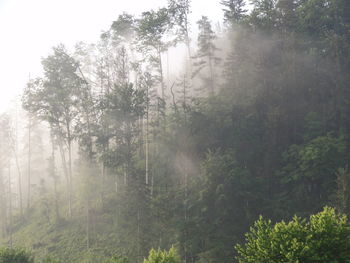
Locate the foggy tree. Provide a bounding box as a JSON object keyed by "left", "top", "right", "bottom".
{"left": 110, "top": 13, "right": 135, "bottom": 43}
{"left": 192, "top": 16, "right": 221, "bottom": 95}
{"left": 137, "top": 8, "right": 172, "bottom": 106}
{"left": 168, "top": 0, "right": 193, "bottom": 95}
{"left": 22, "top": 45, "right": 83, "bottom": 218}
{"left": 221, "top": 0, "right": 247, "bottom": 25}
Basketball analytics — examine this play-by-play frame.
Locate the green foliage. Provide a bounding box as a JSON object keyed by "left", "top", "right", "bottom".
{"left": 0, "top": 247, "right": 34, "bottom": 263}
{"left": 103, "top": 255, "right": 129, "bottom": 263}
{"left": 236, "top": 207, "right": 350, "bottom": 263}
{"left": 41, "top": 255, "right": 61, "bottom": 263}
{"left": 144, "top": 247, "right": 181, "bottom": 263}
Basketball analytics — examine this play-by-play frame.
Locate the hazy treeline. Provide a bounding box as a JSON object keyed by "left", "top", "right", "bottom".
{"left": 1, "top": 0, "right": 350, "bottom": 262}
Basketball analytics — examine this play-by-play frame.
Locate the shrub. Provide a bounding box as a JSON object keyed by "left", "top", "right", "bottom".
{"left": 144, "top": 247, "right": 181, "bottom": 263}
{"left": 0, "top": 247, "right": 34, "bottom": 263}
{"left": 235, "top": 207, "right": 350, "bottom": 263}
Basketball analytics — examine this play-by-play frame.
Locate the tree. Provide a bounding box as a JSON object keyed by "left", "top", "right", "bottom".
{"left": 276, "top": 0, "right": 298, "bottom": 32}
{"left": 22, "top": 45, "right": 83, "bottom": 218}
{"left": 168, "top": 0, "right": 193, "bottom": 88}
{"left": 249, "top": 0, "right": 277, "bottom": 32}
{"left": 221, "top": 0, "right": 247, "bottom": 25}
{"left": 137, "top": 8, "right": 172, "bottom": 104}
{"left": 192, "top": 16, "right": 220, "bottom": 96}
{"left": 111, "top": 13, "right": 135, "bottom": 43}
{"left": 236, "top": 207, "right": 350, "bottom": 263}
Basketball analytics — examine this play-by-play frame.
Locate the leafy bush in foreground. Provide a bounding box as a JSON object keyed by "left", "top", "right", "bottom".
{"left": 236, "top": 207, "right": 350, "bottom": 263}
{"left": 144, "top": 247, "right": 181, "bottom": 263}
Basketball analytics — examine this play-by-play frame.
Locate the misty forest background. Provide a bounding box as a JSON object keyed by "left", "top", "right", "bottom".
{"left": 1, "top": 0, "right": 350, "bottom": 262}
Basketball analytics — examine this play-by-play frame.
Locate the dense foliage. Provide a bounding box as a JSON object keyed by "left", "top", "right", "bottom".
{"left": 144, "top": 247, "right": 181, "bottom": 263}
{"left": 236, "top": 207, "right": 350, "bottom": 263}
{"left": 0, "top": 248, "right": 33, "bottom": 263}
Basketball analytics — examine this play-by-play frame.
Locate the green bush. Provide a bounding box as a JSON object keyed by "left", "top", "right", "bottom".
{"left": 103, "top": 255, "right": 129, "bottom": 263}
{"left": 144, "top": 247, "right": 181, "bottom": 263}
{"left": 0, "top": 247, "right": 34, "bottom": 263}
{"left": 236, "top": 207, "right": 350, "bottom": 263}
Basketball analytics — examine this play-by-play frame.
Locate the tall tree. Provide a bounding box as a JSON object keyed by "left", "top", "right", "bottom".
{"left": 137, "top": 8, "right": 172, "bottom": 105}
{"left": 221, "top": 0, "right": 247, "bottom": 25}
{"left": 23, "top": 45, "right": 83, "bottom": 218}
{"left": 193, "top": 16, "right": 221, "bottom": 95}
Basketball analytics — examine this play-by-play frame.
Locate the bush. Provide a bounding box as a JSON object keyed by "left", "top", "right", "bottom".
{"left": 235, "top": 207, "right": 350, "bottom": 263}
{"left": 0, "top": 247, "right": 34, "bottom": 263}
{"left": 144, "top": 247, "right": 181, "bottom": 263}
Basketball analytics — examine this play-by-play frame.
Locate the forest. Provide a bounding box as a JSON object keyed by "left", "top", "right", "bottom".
{"left": 1, "top": 0, "right": 350, "bottom": 262}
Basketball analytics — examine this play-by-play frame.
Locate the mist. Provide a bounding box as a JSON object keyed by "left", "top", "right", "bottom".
{"left": 1, "top": 0, "right": 350, "bottom": 262}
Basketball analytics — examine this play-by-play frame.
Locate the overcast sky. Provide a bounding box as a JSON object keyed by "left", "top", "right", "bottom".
{"left": 0, "top": 0, "right": 223, "bottom": 113}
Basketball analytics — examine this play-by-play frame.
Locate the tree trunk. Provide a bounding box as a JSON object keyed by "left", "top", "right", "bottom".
{"left": 13, "top": 146, "right": 23, "bottom": 218}
{"left": 58, "top": 139, "right": 71, "bottom": 218}
{"left": 27, "top": 117, "right": 31, "bottom": 209}
{"left": 8, "top": 164, "right": 12, "bottom": 247}
{"left": 50, "top": 129, "right": 60, "bottom": 221}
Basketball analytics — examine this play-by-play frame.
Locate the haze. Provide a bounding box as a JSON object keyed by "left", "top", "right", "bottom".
{"left": 0, "top": 0, "right": 222, "bottom": 113}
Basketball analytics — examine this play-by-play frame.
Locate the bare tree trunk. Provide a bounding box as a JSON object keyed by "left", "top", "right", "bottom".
{"left": 67, "top": 138, "right": 72, "bottom": 218}
{"left": 27, "top": 117, "right": 31, "bottom": 209}
{"left": 8, "top": 164, "right": 12, "bottom": 247}
{"left": 158, "top": 50, "right": 165, "bottom": 103}
{"left": 145, "top": 76, "right": 150, "bottom": 186}
{"left": 137, "top": 209, "right": 140, "bottom": 263}
{"left": 86, "top": 198, "right": 90, "bottom": 249}
{"left": 12, "top": 146, "right": 23, "bottom": 218}
{"left": 208, "top": 54, "right": 215, "bottom": 95}
{"left": 0, "top": 168, "right": 7, "bottom": 238}
{"left": 58, "top": 139, "right": 70, "bottom": 218}
{"left": 50, "top": 129, "right": 60, "bottom": 221}
{"left": 186, "top": 35, "right": 193, "bottom": 99}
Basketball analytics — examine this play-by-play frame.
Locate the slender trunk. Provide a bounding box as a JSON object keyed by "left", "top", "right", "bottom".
{"left": 158, "top": 50, "right": 165, "bottom": 103}
{"left": 8, "top": 164, "right": 12, "bottom": 247}
{"left": 67, "top": 138, "right": 72, "bottom": 218}
{"left": 86, "top": 198, "right": 90, "bottom": 249}
{"left": 208, "top": 54, "right": 214, "bottom": 95}
{"left": 145, "top": 82, "right": 149, "bottom": 185}
{"left": 13, "top": 147, "right": 23, "bottom": 218}
{"left": 27, "top": 117, "right": 31, "bottom": 209}
{"left": 125, "top": 119, "right": 132, "bottom": 186}
{"left": 123, "top": 164, "right": 127, "bottom": 186}
{"left": 183, "top": 74, "right": 187, "bottom": 124}
{"left": 186, "top": 35, "right": 193, "bottom": 98}
{"left": 137, "top": 209, "right": 140, "bottom": 263}
{"left": 0, "top": 168, "right": 7, "bottom": 238}
{"left": 184, "top": 163, "right": 188, "bottom": 263}
{"left": 13, "top": 104, "right": 23, "bottom": 218}
{"left": 50, "top": 129, "right": 60, "bottom": 220}
{"left": 58, "top": 139, "right": 70, "bottom": 218}
{"left": 66, "top": 118, "right": 73, "bottom": 218}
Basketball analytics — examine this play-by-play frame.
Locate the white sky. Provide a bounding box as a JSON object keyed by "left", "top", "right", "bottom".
{"left": 0, "top": 0, "right": 223, "bottom": 113}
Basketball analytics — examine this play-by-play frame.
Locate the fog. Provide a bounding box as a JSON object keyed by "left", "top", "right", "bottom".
{"left": 0, "top": 1, "right": 350, "bottom": 262}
